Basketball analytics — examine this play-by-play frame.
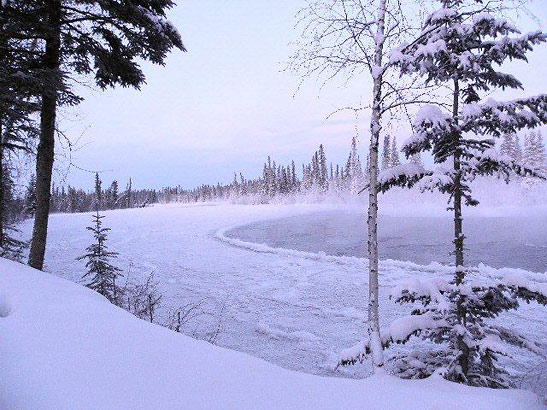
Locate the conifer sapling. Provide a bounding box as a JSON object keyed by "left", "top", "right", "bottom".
{"left": 78, "top": 211, "right": 122, "bottom": 304}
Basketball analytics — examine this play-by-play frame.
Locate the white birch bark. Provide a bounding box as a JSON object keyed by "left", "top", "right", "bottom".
{"left": 366, "top": 0, "right": 386, "bottom": 372}
{"left": 288, "top": 0, "right": 429, "bottom": 371}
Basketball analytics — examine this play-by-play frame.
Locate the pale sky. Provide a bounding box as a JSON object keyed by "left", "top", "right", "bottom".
{"left": 55, "top": 0, "right": 547, "bottom": 190}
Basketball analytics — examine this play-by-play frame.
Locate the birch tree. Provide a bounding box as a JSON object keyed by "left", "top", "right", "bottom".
{"left": 288, "top": 0, "right": 433, "bottom": 371}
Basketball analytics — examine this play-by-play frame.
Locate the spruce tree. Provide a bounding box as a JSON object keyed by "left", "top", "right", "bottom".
{"left": 94, "top": 172, "right": 102, "bottom": 211}
{"left": 0, "top": 162, "right": 26, "bottom": 260}
{"left": 499, "top": 133, "right": 515, "bottom": 158}
{"left": 291, "top": 160, "right": 297, "bottom": 192}
{"left": 381, "top": 136, "right": 391, "bottom": 170}
{"left": 512, "top": 133, "right": 523, "bottom": 163}
{"left": 344, "top": 136, "right": 363, "bottom": 193}
{"left": 125, "top": 178, "right": 133, "bottom": 209}
{"left": 23, "top": 174, "right": 36, "bottom": 217}
{"left": 239, "top": 173, "right": 247, "bottom": 196}
{"left": 409, "top": 153, "right": 424, "bottom": 167}
{"left": 522, "top": 129, "right": 546, "bottom": 178}
{"left": 318, "top": 144, "right": 328, "bottom": 192}
{"left": 231, "top": 172, "right": 239, "bottom": 197}
{"left": 111, "top": 180, "right": 119, "bottom": 208}
{"left": 363, "top": 0, "right": 547, "bottom": 387}
{"left": 78, "top": 211, "right": 122, "bottom": 304}
{"left": 390, "top": 137, "right": 401, "bottom": 167}
{"left": 261, "top": 163, "right": 269, "bottom": 197}
{"left": 271, "top": 161, "right": 278, "bottom": 194}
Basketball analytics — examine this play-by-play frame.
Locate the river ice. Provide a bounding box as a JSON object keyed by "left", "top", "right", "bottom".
{"left": 226, "top": 211, "right": 547, "bottom": 272}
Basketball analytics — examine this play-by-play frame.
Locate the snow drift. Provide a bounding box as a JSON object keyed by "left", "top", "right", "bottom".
{"left": 0, "top": 258, "right": 544, "bottom": 410}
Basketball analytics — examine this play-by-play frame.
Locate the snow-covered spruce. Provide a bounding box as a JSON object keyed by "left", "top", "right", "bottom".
{"left": 77, "top": 211, "right": 123, "bottom": 304}
{"left": 522, "top": 129, "right": 547, "bottom": 188}
{"left": 500, "top": 133, "right": 522, "bottom": 165}
{"left": 338, "top": 274, "right": 547, "bottom": 388}
{"left": 346, "top": 0, "right": 547, "bottom": 388}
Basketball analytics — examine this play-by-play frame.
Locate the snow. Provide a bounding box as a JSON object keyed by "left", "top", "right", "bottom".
{"left": 478, "top": 334, "right": 510, "bottom": 356}
{"left": 473, "top": 12, "right": 496, "bottom": 25}
{"left": 0, "top": 293, "right": 12, "bottom": 317}
{"left": 257, "top": 322, "right": 319, "bottom": 344}
{"left": 461, "top": 102, "right": 483, "bottom": 119}
{"left": 371, "top": 64, "right": 383, "bottom": 79}
{"left": 378, "top": 162, "right": 425, "bottom": 185}
{"left": 2, "top": 257, "right": 544, "bottom": 410}
{"left": 416, "top": 168, "right": 453, "bottom": 191}
{"left": 503, "top": 273, "right": 547, "bottom": 298}
{"left": 415, "top": 39, "right": 447, "bottom": 57}
{"left": 388, "top": 313, "right": 446, "bottom": 344}
{"left": 337, "top": 339, "right": 368, "bottom": 364}
{"left": 413, "top": 104, "right": 449, "bottom": 128}
{"left": 472, "top": 12, "right": 518, "bottom": 34}
{"left": 389, "top": 48, "right": 406, "bottom": 64}
{"left": 402, "top": 131, "right": 429, "bottom": 149}
{"left": 12, "top": 202, "right": 547, "bottom": 398}
{"left": 390, "top": 277, "right": 451, "bottom": 311}
{"left": 429, "top": 8, "right": 458, "bottom": 23}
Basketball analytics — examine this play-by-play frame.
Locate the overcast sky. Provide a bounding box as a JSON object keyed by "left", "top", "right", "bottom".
{"left": 55, "top": 0, "right": 547, "bottom": 190}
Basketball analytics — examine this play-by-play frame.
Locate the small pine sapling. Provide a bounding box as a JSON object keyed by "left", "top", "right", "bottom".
{"left": 78, "top": 211, "right": 123, "bottom": 304}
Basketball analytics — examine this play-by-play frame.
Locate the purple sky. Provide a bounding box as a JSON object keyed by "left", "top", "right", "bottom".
{"left": 55, "top": 0, "right": 547, "bottom": 190}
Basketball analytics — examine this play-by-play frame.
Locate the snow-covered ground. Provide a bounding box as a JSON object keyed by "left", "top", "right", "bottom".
{"left": 1, "top": 257, "right": 545, "bottom": 410}
{"left": 15, "top": 202, "right": 547, "bottom": 396}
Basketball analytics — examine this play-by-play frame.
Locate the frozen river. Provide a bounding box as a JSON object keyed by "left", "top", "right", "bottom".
{"left": 226, "top": 211, "right": 547, "bottom": 273}
{"left": 18, "top": 203, "right": 546, "bottom": 396}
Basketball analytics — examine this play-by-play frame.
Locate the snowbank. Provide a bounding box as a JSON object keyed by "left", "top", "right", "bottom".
{"left": 0, "top": 258, "right": 544, "bottom": 410}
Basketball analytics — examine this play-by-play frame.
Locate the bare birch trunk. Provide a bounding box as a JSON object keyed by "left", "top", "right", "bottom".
{"left": 28, "top": 0, "right": 61, "bottom": 270}
{"left": 367, "top": 0, "right": 387, "bottom": 372}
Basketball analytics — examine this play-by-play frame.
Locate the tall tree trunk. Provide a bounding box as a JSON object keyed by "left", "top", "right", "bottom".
{"left": 367, "top": 0, "right": 387, "bottom": 372}
{"left": 28, "top": 0, "right": 61, "bottom": 270}
{"left": 0, "top": 1, "right": 6, "bottom": 251}
{"left": 453, "top": 80, "right": 464, "bottom": 280}
{"left": 452, "top": 79, "right": 469, "bottom": 378}
{"left": 0, "top": 128, "right": 4, "bottom": 250}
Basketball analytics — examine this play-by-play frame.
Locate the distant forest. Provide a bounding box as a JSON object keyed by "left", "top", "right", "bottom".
{"left": 9, "top": 130, "right": 547, "bottom": 216}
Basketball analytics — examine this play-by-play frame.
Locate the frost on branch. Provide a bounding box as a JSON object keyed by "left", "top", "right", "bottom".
{"left": 378, "top": 163, "right": 430, "bottom": 192}
{"left": 503, "top": 273, "right": 547, "bottom": 305}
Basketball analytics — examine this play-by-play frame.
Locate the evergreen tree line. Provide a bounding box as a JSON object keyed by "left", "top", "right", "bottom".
{"left": 50, "top": 175, "right": 158, "bottom": 213}
{"left": 19, "top": 173, "right": 160, "bottom": 216}
{"left": 499, "top": 130, "right": 547, "bottom": 178}
{"left": 168, "top": 137, "right": 369, "bottom": 203}
{"left": 7, "top": 129, "right": 545, "bottom": 221}
{"left": 161, "top": 131, "right": 546, "bottom": 205}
